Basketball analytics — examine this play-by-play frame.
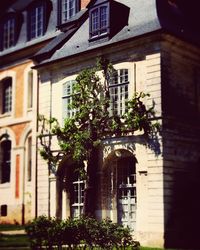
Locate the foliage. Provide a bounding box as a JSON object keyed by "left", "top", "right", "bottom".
{"left": 39, "top": 58, "right": 158, "bottom": 171}
{"left": 25, "top": 215, "right": 139, "bottom": 249}
{"left": 38, "top": 58, "right": 159, "bottom": 215}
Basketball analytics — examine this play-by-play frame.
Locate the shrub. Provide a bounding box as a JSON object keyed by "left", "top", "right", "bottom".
{"left": 25, "top": 215, "right": 139, "bottom": 249}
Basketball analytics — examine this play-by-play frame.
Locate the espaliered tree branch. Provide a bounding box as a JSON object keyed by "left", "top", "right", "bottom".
{"left": 38, "top": 58, "right": 159, "bottom": 216}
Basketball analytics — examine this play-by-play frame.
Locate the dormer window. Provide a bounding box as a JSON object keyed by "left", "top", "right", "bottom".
{"left": 27, "top": 0, "right": 52, "bottom": 41}
{"left": 0, "top": 12, "right": 23, "bottom": 51}
{"left": 3, "top": 18, "right": 15, "bottom": 49}
{"left": 89, "top": 0, "right": 129, "bottom": 42}
{"left": 28, "top": 3, "right": 45, "bottom": 40}
{"left": 58, "top": 0, "right": 80, "bottom": 25}
{"left": 89, "top": 1, "right": 110, "bottom": 40}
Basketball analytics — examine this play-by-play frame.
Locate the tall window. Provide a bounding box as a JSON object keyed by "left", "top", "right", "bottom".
{"left": 71, "top": 174, "right": 85, "bottom": 218}
{"left": 27, "top": 70, "right": 33, "bottom": 109}
{"left": 117, "top": 157, "right": 137, "bottom": 230}
{"left": 109, "top": 69, "right": 129, "bottom": 116}
{"left": 90, "top": 5, "right": 109, "bottom": 39}
{"left": 0, "top": 140, "right": 11, "bottom": 184}
{"left": 62, "top": 80, "right": 76, "bottom": 119}
{"left": 1, "top": 77, "right": 12, "bottom": 114}
{"left": 27, "top": 136, "right": 32, "bottom": 182}
{"left": 60, "top": 0, "right": 80, "bottom": 23}
{"left": 3, "top": 18, "right": 15, "bottom": 49}
{"left": 28, "top": 4, "right": 44, "bottom": 40}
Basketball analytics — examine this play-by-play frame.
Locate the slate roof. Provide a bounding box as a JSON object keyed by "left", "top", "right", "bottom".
{"left": 34, "top": 0, "right": 200, "bottom": 68}
{"left": 0, "top": 0, "right": 58, "bottom": 58}
{"left": 35, "top": 0, "right": 161, "bottom": 66}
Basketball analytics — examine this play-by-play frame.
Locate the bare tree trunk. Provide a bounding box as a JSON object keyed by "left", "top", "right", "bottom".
{"left": 83, "top": 148, "right": 98, "bottom": 217}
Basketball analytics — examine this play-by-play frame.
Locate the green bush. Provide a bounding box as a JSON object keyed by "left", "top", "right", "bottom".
{"left": 25, "top": 215, "right": 139, "bottom": 249}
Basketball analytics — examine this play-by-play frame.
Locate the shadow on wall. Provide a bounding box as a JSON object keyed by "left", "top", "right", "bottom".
{"left": 164, "top": 160, "right": 200, "bottom": 249}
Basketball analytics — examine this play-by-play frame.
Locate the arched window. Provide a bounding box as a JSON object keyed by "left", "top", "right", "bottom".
{"left": 0, "top": 77, "right": 12, "bottom": 114}
{"left": 0, "top": 140, "right": 11, "bottom": 184}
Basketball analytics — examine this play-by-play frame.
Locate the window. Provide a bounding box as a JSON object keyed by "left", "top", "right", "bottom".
{"left": 117, "top": 157, "right": 137, "bottom": 230}
{"left": 90, "top": 4, "right": 109, "bottom": 39}
{"left": 0, "top": 140, "right": 11, "bottom": 184}
{"left": 27, "top": 136, "right": 32, "bottom": 182}
{"left": 0, "top": 205, "right": 7, "bottom": 216}
{"left": 59, "top": 0, "right": 80, "bottom": 24}
{"left": 62, "top": 80, "right": 76, "bottom": 119}
{"left": 3, "top": 18, "right": 15, "bottom": 49}
{"left": 28, "top": 3, "right": 44, "bottom": 40}
{"left": 27, "top": 70, "right": 33, "bottom": 109}
{"left": 109, "top": 69, "right": 129, "bottom": 116}
{"left": 71, "top": 175, "right": 85, "bottom": 218}
{"left": 0, "top": 77, "right": 12, "bottom": 114}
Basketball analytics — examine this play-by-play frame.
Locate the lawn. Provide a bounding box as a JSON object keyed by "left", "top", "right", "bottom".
{"left": 0, "top": 224, "right": 25, "bottom": 231}
{"left": 0, "top": 234, "right": 30, "bottom": 248}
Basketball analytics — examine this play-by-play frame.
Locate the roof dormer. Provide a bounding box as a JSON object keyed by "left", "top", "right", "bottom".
{"left": 88, "top": 0, "right": 129, "bottom": 42}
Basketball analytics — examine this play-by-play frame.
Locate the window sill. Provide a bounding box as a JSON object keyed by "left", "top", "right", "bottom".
{"left": 89, "top": 32, "right": 109, "bottom": 42}
{"left": 0, "top": 182, "right": 11, "bottom": 188}
{"left": 0, "top": 112, "right": 11, "bottom": 119}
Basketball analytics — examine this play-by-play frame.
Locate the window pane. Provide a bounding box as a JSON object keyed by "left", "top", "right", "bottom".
{"left": 3, "top": 78, "right": 12, "bottom": 114}
{"left": 3, "top": 18, "right": 15, "bottom": 49}
{"left": 72, "top": 177, "right": 85, "bottom": 218}
{"left": 62, "top": 80, "right": 76, "bottom": 120}
{"left": 0, "top": 140, "right": 11, "bottom": 184}
{"left": 62, "top": 0, "right": 77, "bottom": 22}
{"left": 109, "top": 69, "right": 129, "bottom": 116}
{"left": 27, "top": 137, "right": 32, "bottom": 181}
{"left": 91, "top": 9, "right": 99, "bottom": 36}
{"left": 100, "top": 6, "right": 107, "bottom": 34}
{"left": 28, "top": 70, "right": 33, "bottom": 109}
{"left": 29, "top": 5, "right": 44, "bottom": 39}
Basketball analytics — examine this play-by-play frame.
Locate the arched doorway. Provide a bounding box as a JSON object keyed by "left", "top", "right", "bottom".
{"left": 103, "top": 149, "right": 137, "bottom": 230}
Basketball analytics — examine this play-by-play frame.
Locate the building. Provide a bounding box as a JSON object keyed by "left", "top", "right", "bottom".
{"left": 1, "top": 0, "right": 200, "bottom": 248}
{"left": 33, "top": 0, "right": 200, "bottom": 248}
{"left": 0, "top": 0, "right": 61, "bottom": 224}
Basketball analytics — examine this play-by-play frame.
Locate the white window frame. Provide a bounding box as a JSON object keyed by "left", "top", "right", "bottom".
{"left": 61, "top": 0, "right": 79, "bottom": 23}
{"left": 3, "top": 18, "right": 15, "bottom": 49}
{"left": 0, "top": 77, "right": 12, "bottom": 115}
{"left": 71, "top": 177, "right": 85, "bottom": 218}
{"left": 29, "top": 4, "right": 44, "bottom": 39}
{"left": 62, "top": 80, "right": 76, "bottom": 120}
{"left": 90, "top": 4, "right": 109, "bottom": 38}
{"left": 108, "top": 62, "right": 136, "bottom": 116}
{"left": 0, "top": 71, "right": 15, "bottom": 121}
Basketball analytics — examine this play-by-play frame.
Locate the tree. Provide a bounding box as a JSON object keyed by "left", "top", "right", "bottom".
{"left": 39, "top": 58, "right": 158, "bottom": 216}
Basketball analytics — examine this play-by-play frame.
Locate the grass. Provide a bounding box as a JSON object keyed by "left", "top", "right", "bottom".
{"left": 0, "top": 234, "right": 30, "bottom": 247}
{"left": 0, "top": 224, "right": 25, "bottom": 231}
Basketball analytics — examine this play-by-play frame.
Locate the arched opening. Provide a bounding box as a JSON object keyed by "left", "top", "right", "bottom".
{"left": 103, "top": 149, "right": 137, "bottom": 230}
{"left": 0, "top": 139, "right": 11, "bottom": 184}
{"left": 56, "top": 157, "right": 85, "bottom": 219}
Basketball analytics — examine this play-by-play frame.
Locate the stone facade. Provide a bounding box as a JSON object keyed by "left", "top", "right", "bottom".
{"left": 36, "top": 31, "right": 200, "bottom": 248}
{"left": 0, "top": 61, "right": 36, "bottom": 224}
